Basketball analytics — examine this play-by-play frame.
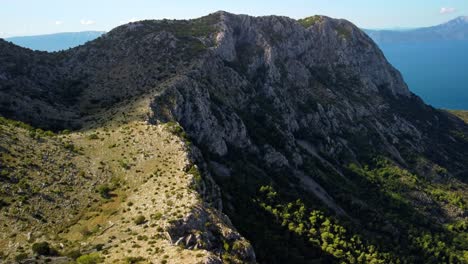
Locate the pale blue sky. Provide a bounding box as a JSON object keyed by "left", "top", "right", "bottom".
{"left": 1, "top": 0, "right": 467, "bottom": 37}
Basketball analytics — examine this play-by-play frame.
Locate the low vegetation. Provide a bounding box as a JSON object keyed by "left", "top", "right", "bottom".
{"left": 32, "top": 242, "right": 58, "bottom": 256}
{"left": 257, "top": 185, "right": 393, "bottom": 263}
{"left": 298, "top": 16, "right": 323, "bottom": 28}
{"left": 76, "top": 253, "right": 103, "bottom": 264}
{"left": 450, "top": 110, "right": 468, "bottom": 123}
{"left": 0, "top": 115, "right": 235, "bottom": 263}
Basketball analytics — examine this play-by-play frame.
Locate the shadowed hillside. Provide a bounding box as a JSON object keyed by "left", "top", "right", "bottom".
{"left": 0, "top": 11, "right": 467, "bottom": 263}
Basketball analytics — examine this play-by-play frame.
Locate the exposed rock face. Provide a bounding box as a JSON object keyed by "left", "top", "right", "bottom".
{"left": 1, "top": 11, "right": 468, "bottom": 263}
{"left": 146, "top": 14, "right": 468, "bottom": 263}
{"left": 214, "top": 12, "right": 411, "bottom": 97}
{"left": 167, "top": 206, "right": 255, "bottom": 263}
{"left": 151, "top": 11, "right": 467, "bottom": 181}
{"left": 0, "top": 21, "right": 209, "bottom": 129}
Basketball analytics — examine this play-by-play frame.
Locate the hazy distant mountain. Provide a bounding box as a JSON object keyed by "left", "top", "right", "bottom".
{"left": 5, "top": 31, "right": 104, "bottom": 52}
{"left": 365, "top": 16, "right": 468, "bottom": 44}
{"left": 364, "top": 16, "right": 468, "bottom": 110}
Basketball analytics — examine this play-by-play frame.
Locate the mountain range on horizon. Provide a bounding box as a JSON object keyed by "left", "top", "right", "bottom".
{"left": 2, "top": 15, "right": 466, "bottom": 51}
{"left": 4, "top": 17, "right": 468, "bottom": 110}
{"left": 18, "top": 15, "right": 464, "bottom": 111}
{"left": 5, "top": 31, "right": 105, "bottom": 52}
{"left": 363, "top": 16, "right": 468, "bottom": 110}
{"left": 4, "top": 16, "right": 468, "bottom": 51}
{"left": 365, "top": 16, "right": 468, "bottom": 44}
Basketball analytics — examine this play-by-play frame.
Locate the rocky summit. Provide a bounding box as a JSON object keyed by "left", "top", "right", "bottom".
{"left": 0, "top": 11, "right": 467, "bottom": 264}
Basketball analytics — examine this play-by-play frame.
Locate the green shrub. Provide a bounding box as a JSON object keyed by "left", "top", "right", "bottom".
{"left": 297, "top": 16, "right": 322, "bottom": 28}
{"left": 44, "top": 130, "right": 55, "bottom": 137}
{"left": 165, "top": 122, "right": 190, "bottom": 143}
{"left": 76, "top": 253, "right": 103, "bottom": 264}
{"left": 223, "top": 240, "right": 230, "bottom": 251}
{"left": 97, "top": 184, "right": 112, "bottom": 199}
{"left": 119, "top": 160, "right": 130, "bottom": 170}
{"left": 187, "top": 165, "right": 202, "bottom": 188}
{"left": 15, "top": 253, "right": 28, "bottom": 262}
{"left": 134, "top": 215, "right": 146, "bottom": 225}
{"left": 64, "top": 142, "right": 79, "bottom": 153}
{"left": 87, "top": 134, "right": 99, "bottom": 140}
{"left": 137, "top": 235, "right": 148, "bottom": 241}
{"left": 151, "top": 212, "right": 163, "bottom": 220}
{"left": 32, "top": 242, "right": 58, "bottom": 256}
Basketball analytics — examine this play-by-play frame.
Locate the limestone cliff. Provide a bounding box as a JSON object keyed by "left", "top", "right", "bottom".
{"left": 1, "top": 11, "right": 467, "bottom": 263}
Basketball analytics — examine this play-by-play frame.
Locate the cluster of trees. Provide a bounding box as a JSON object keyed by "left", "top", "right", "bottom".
{"left": 346, "top": 158, "right": 467, "bottom": 263}
{"left": 256, "top": 186, "right": 392, "bottom": 263}
{"left": 217, "top": 152, "right": 468, "bottom": 264}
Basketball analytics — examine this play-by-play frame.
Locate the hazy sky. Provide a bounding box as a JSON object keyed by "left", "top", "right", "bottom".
{"left": 1, "top": 0, "right": 467, "bottom": 37}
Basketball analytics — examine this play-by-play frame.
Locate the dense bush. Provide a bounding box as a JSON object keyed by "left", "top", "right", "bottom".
{"left": 119, "top": 160, "right": 130, "bottom": 170}
{"left": 87, "top": 133, "right": 99, "bottom": 140}
{"left": 187, "top": 165, "right": 202, "bottom": 188}
{"left": 97, "top": 184, "right": 112, "bottom": 199}
{"left": 15, "top": 253, "right": 28, "bottom": 262}
{"left": 32, "top": 242, "right": 58, "bottom": 256}
{"left": 134, "top": 215, "right": 146, "bottom": 225}
{"left": 76, "top": 253, "right": 102, "bottom": 264}
{"left": 165, "top": 122, "right": 190, "bottom": 144}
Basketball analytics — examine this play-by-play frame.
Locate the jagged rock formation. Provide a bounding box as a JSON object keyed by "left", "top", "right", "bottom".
{"left": 151, "top": 11, "right": 468, "bottom": 213}
{"left": 1, "top": 11, "right": 467, "bottom": 263}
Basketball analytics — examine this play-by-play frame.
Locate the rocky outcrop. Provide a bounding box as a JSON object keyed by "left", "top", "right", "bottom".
{"left": 149, "top": 12, "right": 468, "bottom": 214}
{"left": 2, "top": 9, "right": 467, "bottom": 219}
{"left": 1, "top": 11, "right": 468, "bottom": 264}
{"left": 166, "top": 206, "right": 255, "bottom": 263}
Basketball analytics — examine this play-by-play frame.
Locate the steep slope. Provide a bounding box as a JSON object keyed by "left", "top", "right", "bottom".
{"left": 0, "top": 11, "right": 467, "bottom": 264}
{"left": 150, "top": 13, "right": 468, "bottom": 263}
{"left": 451, "top": 110, "right": 468, "bottom": 123}
{"left": 0, "top": 16, "right": 216, "bottom": 130}
{"left": 0, "top": 105, "right": 254, "bottom": 263}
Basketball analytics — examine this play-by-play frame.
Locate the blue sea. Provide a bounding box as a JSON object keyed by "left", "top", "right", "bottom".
{"left": 379, "top": 41, "right": 468, "bottom": 110}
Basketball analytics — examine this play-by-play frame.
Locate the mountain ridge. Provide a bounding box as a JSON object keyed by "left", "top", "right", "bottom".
{"left": 365, "top": 15, "right": 468, "bottom": 110}
{"left": 366, "top": 15, "right": 468, "bottom": 44}
{"left": 5, "top": 31, "right": 105, "bottom": 52}
{"left": 1, "top": 11, "right": 467, "bottom": 263}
